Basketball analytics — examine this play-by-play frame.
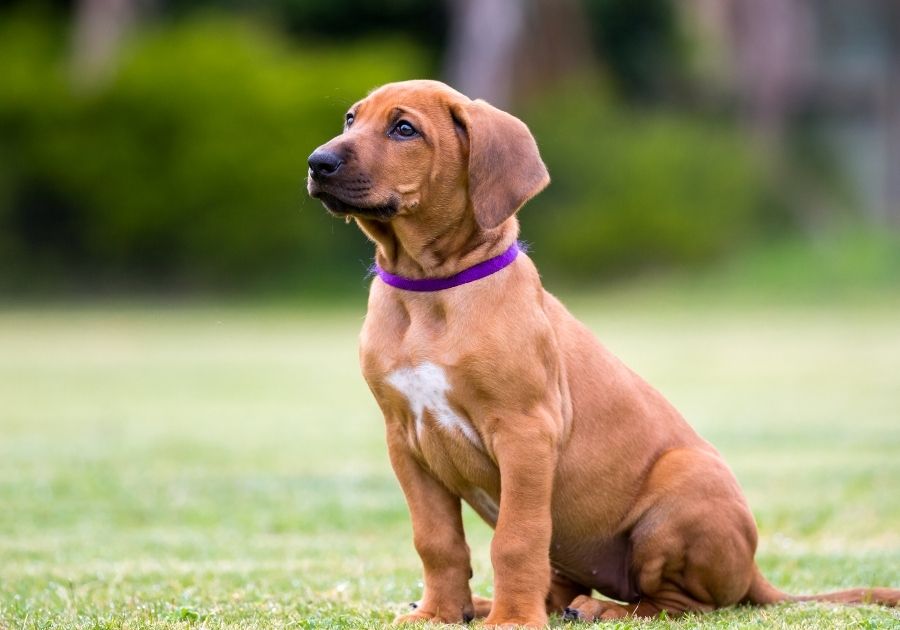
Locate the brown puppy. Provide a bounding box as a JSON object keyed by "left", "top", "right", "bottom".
{"left": 307, "top": 80, "right": 899, "bottom": 626}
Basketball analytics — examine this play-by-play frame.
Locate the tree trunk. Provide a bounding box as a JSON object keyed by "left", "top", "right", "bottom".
{"left": 71, "top": 0, "right": 143, "bottom": 86}
{"left": 443, "top": 0, "right": 593, "bottom": 109}
{"left": 883, "top": 0, "right": 900, "bottom": 225}
{"left": 728, "top": 0, "right": 814, "bottom": 151}
{"left": 444, "top": 0, "right": 525, "bottom": 108}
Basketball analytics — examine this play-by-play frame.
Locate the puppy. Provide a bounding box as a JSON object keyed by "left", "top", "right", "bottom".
{"left": 307, "top": 79, "right": 899, "bottom": 626}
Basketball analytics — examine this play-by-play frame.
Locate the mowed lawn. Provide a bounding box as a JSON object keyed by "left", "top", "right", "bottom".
{"left": 1, "top": 295, "right": 898, "bottom": 629}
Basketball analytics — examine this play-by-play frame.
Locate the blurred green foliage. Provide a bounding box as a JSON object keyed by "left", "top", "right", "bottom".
{"left": 0, "top": 11, "right": 775, "bottom": 293}
{"left": 166, "top": 0, "right": 448, "bottom": 50}
{"left": 522, "top": 83, "right": 771, "bottom": 281}
{"left": 583, "top": 0, "right": 682, "bottom": 99}
{"left": 0, "top": 13, "right": 423, "bottom": 291}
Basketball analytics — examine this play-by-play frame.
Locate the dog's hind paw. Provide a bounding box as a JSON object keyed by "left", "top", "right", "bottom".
{"left": 562, "top": 607, "right": 581, "bottom": 621}
{"left": 563, "top": 595, "right": 629, "bottom": 621}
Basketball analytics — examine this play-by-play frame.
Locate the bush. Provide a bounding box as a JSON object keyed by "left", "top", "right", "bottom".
{"left": 0, "top": 13, "right": 424, "bottom": 291}
{"left": 0, "top": 15, "right": 775, "bottom": 293}
{"left": 520, "top": 82, "right": 772, "bottom": 282}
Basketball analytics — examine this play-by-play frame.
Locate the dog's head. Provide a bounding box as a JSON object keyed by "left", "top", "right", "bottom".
{"left": 307, "top": 79, "right": 549, "bottom": 231}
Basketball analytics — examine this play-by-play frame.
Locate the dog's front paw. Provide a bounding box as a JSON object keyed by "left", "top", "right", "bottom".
{"left": 482, "top": 612, "right": 548, "bottom": 628}
{"left": 393, "top": 602, "right": 475, "bottom": 625}
{"left": 393, "top": 610, "right": 435, "bottom": 625}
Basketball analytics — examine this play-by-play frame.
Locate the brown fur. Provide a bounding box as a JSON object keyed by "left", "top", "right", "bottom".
{"left": 307, "top": 80, "right": 899, "bottom": 626}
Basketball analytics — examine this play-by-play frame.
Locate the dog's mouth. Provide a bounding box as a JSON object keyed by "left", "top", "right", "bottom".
{"left": 311, "top": 189, "right": 398, "bottom": 221}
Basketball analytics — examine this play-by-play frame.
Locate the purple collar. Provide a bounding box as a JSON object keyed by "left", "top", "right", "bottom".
{"left": 373, "top": 242, "right": 521, "bottom": 292}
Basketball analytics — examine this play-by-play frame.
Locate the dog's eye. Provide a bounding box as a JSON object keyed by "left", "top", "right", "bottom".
{"left": 345, "top": 113, "right": 354, "bottom": 128}
{"left": 391, "top": 120, "right": 418, "bottom": 139}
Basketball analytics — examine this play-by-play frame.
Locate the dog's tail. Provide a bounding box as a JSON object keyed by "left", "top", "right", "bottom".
{"left": 744, "top": 566, "right": 900, "bottom": 607}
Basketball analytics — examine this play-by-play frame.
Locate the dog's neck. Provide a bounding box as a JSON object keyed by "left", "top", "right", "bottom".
{"left": 356, "top": 214, "right": 520, "bottom": 281}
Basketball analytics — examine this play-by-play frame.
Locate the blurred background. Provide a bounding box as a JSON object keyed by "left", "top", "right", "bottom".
{"left": 2, "top": 3, "right": 899, "bottom": 628}
{"left": 1, "top": 0, "right": 899, "bottom": 298}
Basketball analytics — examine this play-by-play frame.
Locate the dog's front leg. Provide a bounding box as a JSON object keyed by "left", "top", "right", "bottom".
{"left": 387, "top": 424, "right": 474, "bottom": 624}
{"left": 484, "top": 414, "right": 558, "bottom": 628}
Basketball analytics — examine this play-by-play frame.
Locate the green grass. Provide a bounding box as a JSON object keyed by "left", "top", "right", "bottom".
{"left": 1, "top": 294, "right": 898, "bottom": 628}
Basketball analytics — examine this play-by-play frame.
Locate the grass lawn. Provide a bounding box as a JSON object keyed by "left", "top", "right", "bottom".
{"left": 1, "top": 293, "right": 898, "bottom": 628}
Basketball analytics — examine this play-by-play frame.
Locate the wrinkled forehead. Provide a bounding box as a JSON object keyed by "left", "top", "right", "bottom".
{"left": 351, "top": 80, "right": 468, "bottom": 120}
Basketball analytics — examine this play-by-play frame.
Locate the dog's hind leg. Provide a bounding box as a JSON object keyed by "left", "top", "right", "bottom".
{"left": 563, "top": 595, "right": 653, "bottom": 621}
{"left": 566, "top": 448, "right": 761, "bottom": 622}
{"left": 564, "top": 449, "right": 760, "bottom": 622}
{"left": 562, "top": 591, "right": 714, "bottom": 622}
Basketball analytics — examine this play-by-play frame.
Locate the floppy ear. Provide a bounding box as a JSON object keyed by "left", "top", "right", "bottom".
{"left": 450, "top": 99, "right": 550, "bottom": 230}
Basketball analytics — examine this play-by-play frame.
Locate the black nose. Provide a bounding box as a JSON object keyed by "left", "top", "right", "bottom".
{"left": 308, "top": 150, "right": 343, "bottom": 178}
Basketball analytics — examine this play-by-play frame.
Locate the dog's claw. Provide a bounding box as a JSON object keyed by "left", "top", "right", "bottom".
{"left": 562, "top": 607, "right": 582, "bottom": 621}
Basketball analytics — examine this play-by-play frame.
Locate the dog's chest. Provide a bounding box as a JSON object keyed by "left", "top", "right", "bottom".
{"left": 378, "top": 360, "right": 500, "bottom": 514}
{"left": 360, "top": 293, "right": 502, "bottom": 512}
{"left": 385, "top": 361, "right": 482, "bottom": 448}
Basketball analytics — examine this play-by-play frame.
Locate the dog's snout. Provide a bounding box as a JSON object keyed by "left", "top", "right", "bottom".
{"left": 308, "top": 150, "right": 344, "bottom": 179}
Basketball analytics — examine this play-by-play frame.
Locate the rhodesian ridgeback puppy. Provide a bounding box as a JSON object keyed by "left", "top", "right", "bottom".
{"left": 307, "top": 80, "right": 899, "bottom": 626}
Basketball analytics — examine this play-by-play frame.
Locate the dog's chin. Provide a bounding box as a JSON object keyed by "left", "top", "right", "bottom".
{"left": 314, "top": 191, "right": 398, "bottom": 221}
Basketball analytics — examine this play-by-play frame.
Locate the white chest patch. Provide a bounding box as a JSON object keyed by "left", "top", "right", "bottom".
{"left": 386, "top": 362, "right": 481, "bottom": 447}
